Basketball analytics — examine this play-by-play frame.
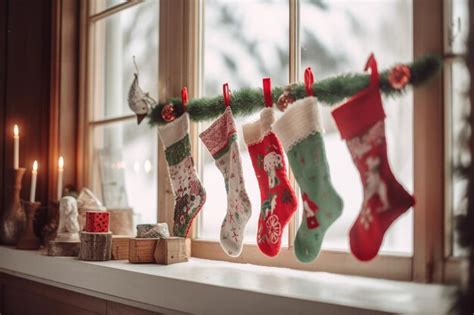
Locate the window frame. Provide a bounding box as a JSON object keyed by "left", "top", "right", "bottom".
{"left": 76, "top": 0, "right": 462, "bottom": 283}
{"left": 78, "top": 0, "right": 160, "bottom": 218}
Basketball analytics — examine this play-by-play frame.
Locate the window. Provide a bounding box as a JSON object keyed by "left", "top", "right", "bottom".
{"left": 299, "top": 0, "right": 413, "bottom": 254}
{"left": 194, "top": 0, "right": 415, "bottom": 275}
{"left": 79, "top": 0, "right": 459, "bottom": 283}
{"left": 84, "top": 0, "right": 159, "bottom": 225}
{"left": 198, "top": 0, "right": 290, "bottom": 245}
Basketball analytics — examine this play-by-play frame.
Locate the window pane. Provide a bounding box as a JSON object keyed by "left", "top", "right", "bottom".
{"left": 450, "top": 61, "right": 470, "bottom": 257}
{"left": 448, "top": 0, "right": 469, "bottom": 54}
{"left": 198, "top": 0, "right": 289, "bottom": 244}
{"left": 446, "top": 0, "right": 470, "bottom": 258}
{"left": 91, "top": 120, "right": 158, "bottom": 225}
{"left": 91, "top": 0, "right": 159, "bottom": 121}
{"left": 301, "top": 0, "right": 414, "bottom": 254}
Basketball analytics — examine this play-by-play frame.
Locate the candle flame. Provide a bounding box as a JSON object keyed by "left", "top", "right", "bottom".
{"left": 33, "top": 160, "right": 38, "bottom": 172}
{"left": 58, "top": 156, "right": 64, "bottom": 169}
{"left": 13, "top": 124, "right": 19, "bottom": 137}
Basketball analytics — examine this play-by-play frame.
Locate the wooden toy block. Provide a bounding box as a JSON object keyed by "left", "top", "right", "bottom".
{"left": 128, "top": 238, "right": 158, "bottom": 264}
{"left": 47, "top": 240, "right": 80, "bottom": 257}
{"left": 78, "top": 231, "right": 112, "bottom": 261}
{"left": 154, "top": 237, "right": 191, "bottom": 265}
{"left": 111, "top": 235, "right": 130, "bottom": 260}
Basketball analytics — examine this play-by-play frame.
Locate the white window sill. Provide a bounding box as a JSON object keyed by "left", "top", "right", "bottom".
{"left": 0, "top": 246, "right": 453, "bottom": 314}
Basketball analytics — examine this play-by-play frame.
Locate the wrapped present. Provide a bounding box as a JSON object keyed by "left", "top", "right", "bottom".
{"left": 77, "top": 188, "right": 106, "bottom": 211}
{"left": 85, "top": 211, "right": 109, "bottom": 233}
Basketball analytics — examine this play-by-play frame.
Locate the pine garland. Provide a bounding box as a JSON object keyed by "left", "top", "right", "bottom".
{"left": 148, "top": 54, "right": 442, "bottom": 126}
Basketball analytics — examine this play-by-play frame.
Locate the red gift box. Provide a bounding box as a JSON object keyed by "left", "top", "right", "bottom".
{"left": 85, "top": 211, "right": 109, "bottom": 233}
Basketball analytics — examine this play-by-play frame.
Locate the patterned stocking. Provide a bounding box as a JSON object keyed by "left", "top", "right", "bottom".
{"left": 242, "top": 108, "right": 297, "bottom": 257}
{"left": 200, "top": 107, "right": 252, "bottom": 257}
{"left": 158, "top": 113, "right": 206, "bottom": 237}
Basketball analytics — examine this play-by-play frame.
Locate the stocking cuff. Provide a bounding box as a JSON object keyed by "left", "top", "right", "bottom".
{"left": 242, "top": 108, "right": 274, "bottom": 145}
{"left": 272, "top": 96, "right": 323, "bottom": 152}
{"left": 331, "top": 86, "right": 385, "bottom": 140}
{"left": 158, "top": 112, "right": 189, "bottom": 148}
{"left": 199, "top": 107, "right": 237, "bottom": 158}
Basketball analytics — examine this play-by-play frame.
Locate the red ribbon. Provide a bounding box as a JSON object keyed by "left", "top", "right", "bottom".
{"left": 181, "top": 87, "right": 188, "bottom": 110}
{"left": 223, "top": 83, "right": 231, "bottom": 108}
{"left": 263, "top": 77, "right": 272, "bottom": 108}
{"left": 304, "top": 67, "right": 314, "bottom": 96}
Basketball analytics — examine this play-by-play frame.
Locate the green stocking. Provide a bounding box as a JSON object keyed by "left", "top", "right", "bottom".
{"left": 273, "top": 97, "right": 343, "bottom": 263}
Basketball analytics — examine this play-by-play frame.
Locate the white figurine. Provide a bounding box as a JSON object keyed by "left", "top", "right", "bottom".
{"left": 55, "top": 196, "right": 80, "bottom": 242}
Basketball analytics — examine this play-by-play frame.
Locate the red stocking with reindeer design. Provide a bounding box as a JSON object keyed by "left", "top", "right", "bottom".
{"left": 331, "top": 54, "right": 415, "bottom": 261}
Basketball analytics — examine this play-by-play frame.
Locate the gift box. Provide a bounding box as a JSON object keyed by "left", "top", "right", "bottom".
{"left": 85, "top": 211, "right": 109, "bottom": 233}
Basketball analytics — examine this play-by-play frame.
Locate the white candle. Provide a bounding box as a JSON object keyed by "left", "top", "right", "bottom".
{"left": 13, "top": 125, "right": 19, "bottom": 169}
{"left": 57, "top": 156, "right": 64, "bottom": 201}
{"left": 30, "top": 161, "right": 38, "bottom": 203}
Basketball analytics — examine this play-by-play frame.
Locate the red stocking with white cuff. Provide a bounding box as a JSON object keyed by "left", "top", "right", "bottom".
{"left": 331, "top": 54, "right": 415, "bottom": 261}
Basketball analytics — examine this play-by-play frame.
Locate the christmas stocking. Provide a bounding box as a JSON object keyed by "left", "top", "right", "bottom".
{"left": 242, "top": 108, "right": 297, "bottom": 257}
{"left": 199, "top": 107, "right": 252, "bottom": 257}
{"left": 273, "top": 97, "right": 343, "bottom": 263}
{"left": 158, "top": 113, "right": 206, "bottom": 237}
{"left": 331, "top": 54, "right": 415, "bottom": 261}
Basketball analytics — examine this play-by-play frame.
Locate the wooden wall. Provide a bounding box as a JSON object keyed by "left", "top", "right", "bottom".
{"left": 0, "top": 0, "right": 7, "bottom": 217}
{"left": 0, "top": 0, "right": 79, "bottom": 212}
{"left": 0, "top": 0, "right": 52, "bottom": 207}
{"left": 0, "top": 273, "right": 161, "bottom": 315}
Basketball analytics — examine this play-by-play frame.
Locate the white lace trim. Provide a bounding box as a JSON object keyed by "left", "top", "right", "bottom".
{"left": 242, "top": 107, "right": 275, "bottom": 145}
{"left": 158, "top": 112, "right": 189, "bottom": 147}
{"left": 271, "top": 97, "right": 323, "bottom": 152}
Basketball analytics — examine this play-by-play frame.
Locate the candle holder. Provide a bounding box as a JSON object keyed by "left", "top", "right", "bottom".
{"left": 41, "top": 201, "right": 60, "bottom": 246}
{"left": 17, "top": 200, "right": 41, "bottom": 250}
{"left": 0, "top": 168, "right": 26, "bottom": 245}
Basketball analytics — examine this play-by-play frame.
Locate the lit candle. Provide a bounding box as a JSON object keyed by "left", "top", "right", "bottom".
{"left": 30, "top": 161, "right": 38, "bottom": 203}
{"left": 13, "top": 125, "right": 19, "bottom": 169}
{"left": 57, "top": 156, "right": 64, "bottom": 201}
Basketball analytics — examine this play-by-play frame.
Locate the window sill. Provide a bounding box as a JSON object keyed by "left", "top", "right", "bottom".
{"left": 0, "top": 246, "right": 453, "bottom": 314}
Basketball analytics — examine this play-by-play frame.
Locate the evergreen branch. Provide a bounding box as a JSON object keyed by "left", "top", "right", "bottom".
{"left": 148, "top": 54, "right": 442, "bottom": 126}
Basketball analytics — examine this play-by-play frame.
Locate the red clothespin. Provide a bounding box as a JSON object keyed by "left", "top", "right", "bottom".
{"left": 223, "top": 83, "right": 231, "bottom": 108}
{"left": 263, "top": 77, "right": 272, "bottom": 108}
{"left": 181, "top": 87, "right": 188, "bottom": 111}
{"left": 364, "top": 53, "right": 379, "bottom": 87}
{"left": 304, "top": 67, "right": 314, "bottom": 96}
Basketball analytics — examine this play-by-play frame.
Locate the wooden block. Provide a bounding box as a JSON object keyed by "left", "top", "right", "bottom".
{"left": 154, "top": 237, "right": 190, "bottom": 265}
{"left": 128, "top": 238, "right": 158, "bottom": 264}
{"left": 78, "top": 231, "right": 112, "bottom": 261}
{"left": 47, "top": 240, "right": 80, "bottom": 257}
{"left": 111, "top": 235, "right": 130, "bottom": 260}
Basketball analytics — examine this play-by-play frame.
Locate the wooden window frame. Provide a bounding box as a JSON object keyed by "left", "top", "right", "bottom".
{"left": 78, "top": 0, "right": 159, "bottom": 209}
{"left": 75, "top": 0, "right": 462, "bottom": 283}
